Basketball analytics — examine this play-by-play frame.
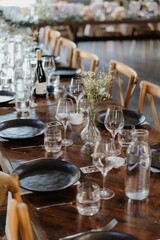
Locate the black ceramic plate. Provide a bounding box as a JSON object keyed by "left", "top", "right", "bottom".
{"left": 95, "top": 109, "right": 145, "bottom": 128}
{"left": 13, "top": 158, "right": 81, "bottom": 192}
{"left": 0, "top": 90, "right": 15, "bottom": 105}
{"left": 0, "top": 119, "right": 46, "bottom": 139}
{"left": 55, "top": 67, "right": 81, "bottom": 78}
{"left": 151, "top": 143, "right": 160, "bottom": 169}
{"left": 72, "top": 231, "right": 139, "bottom": 240}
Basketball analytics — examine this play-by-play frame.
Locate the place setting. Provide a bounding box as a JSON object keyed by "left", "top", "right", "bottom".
{"left": 0, "top": 90, "right": 16, "bottom": 106}
{"left": 95, "top": 108, "right": 146, "bottom": 129}
{"left": 0, "top": 118, "right": 46, "bottom": 140}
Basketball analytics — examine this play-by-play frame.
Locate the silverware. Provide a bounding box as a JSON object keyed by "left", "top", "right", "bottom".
{"left": 11, "top": 145, "right": 44, "bottom": 150}
{"left": 35, "top": 201, "right": 75, "bottom": 210}
{"left": 59, "top": 218, "right": 118, "bottom": 240}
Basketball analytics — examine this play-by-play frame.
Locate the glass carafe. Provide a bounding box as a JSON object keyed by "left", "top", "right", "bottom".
{"left": 125, "top": 129, "right": 151, "bottom": 200}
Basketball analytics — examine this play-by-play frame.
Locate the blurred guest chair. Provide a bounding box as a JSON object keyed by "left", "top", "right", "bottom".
{"left": 5, "top": 197, "right": 34, "bottom": 240}
{"left": 138, "top": 80, "right": 160, "bottom": 131}
{"left": 72, "top": 48, "right": 99, "bottom": 72}
{"left": 109, "top": 59, "right": 139, "bottom": 109}
{"left": 0, "top": 172, "right": 21, "bottom": 207}
{"left": 55, "top": 37, "right": 77, "bottom": 66}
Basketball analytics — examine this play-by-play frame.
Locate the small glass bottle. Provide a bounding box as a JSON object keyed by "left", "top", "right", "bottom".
{"left": 125, "top": 129, "right": 151, "bottom": 200}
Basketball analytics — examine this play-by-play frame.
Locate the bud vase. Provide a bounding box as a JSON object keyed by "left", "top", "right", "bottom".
{"left": 80, "top": 108, "right": 101, "bottom": 147}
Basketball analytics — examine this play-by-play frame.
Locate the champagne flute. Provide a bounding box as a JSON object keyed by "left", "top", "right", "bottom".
{"left": 56, "top": 97, "right": 74, "bottom": 146}
{"left": 104, "top": 105, "right": 124, "bottom": 156}
{"left": 92, "top": 138, "right": 116, "bottom": 199}
{"left": 69, "top": 76, "right": 84, "bottom": 113}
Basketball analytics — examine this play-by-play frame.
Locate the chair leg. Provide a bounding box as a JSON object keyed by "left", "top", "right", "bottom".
{"left": 149, "top": 40, "right": 154, "bottom": 55}
{"left": 158, "top": 40, "right": 160, "bottom": 57}
{"left": 142, "top": 41, "right": 146, "bottom": 59}
{"left": 91, "top": 42, "right": 97, "bottom": 52}
{"left": 111, "top": 41, "right": 116, "bottom": 55}
{"left": 102, "top": 41, "right": 107, "bottom": 58}
{"left": 120, "top": 41, "right": 124, "bottom": 60}
{"left": 129, "top": 40, "right": 136, "bottom": 55}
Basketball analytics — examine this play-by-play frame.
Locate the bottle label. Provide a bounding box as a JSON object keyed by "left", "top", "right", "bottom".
{"left": 36, "top": 82, "right": 47, "bottom": 95}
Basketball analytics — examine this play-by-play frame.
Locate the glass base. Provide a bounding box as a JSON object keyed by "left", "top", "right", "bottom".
{"left": 62, "top": 139, "right": 73, "bottom": 147}
{"left": 100, "top": 188, "right": 115, "bottom": 200}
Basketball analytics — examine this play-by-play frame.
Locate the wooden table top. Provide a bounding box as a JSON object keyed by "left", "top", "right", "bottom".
{"left": 0, "top": 84, "right": 160, "bottom": 240}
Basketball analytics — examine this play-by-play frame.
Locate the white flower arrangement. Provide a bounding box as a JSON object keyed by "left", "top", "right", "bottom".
{"left": 82, "top": 70, "right": 112, "bottom": 111}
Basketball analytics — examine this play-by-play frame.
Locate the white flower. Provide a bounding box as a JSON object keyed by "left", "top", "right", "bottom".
{"left": 82, "top": 70, "right": 112, "bottom": 110}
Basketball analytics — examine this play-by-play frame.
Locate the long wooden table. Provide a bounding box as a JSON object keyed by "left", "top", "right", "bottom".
{"left": 1, "top": 84, "right": 160, "bottom": 240}
{"left": 6, "top": 16, "right": 160, "bottom": 43}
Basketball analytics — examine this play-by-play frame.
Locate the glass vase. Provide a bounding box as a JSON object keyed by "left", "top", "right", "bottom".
{"left": 80, "top": 108, "right": 101, "bottom": 148}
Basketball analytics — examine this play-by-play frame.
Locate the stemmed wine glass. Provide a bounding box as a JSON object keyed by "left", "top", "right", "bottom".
{"left": 43, "top": 56, "right": 56, "bottom": 85}
{"left": 69, "top": 76, "right": 84, "bottom": 113}
{"left": 56, "top": 97, "right": 74, "bottom": 146}
{"left": 92, "top": 138, "right": 116, "bottom": 199}
{"left": 104, "top": 105, "right": 124, "bottom": 156}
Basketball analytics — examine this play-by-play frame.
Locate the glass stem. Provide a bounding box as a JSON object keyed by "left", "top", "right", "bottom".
{"left": 76, "top": 100, "right": 79, "bottom": 113}
{"left": 102, "top": 172, "right": 107, "bottom": 193}
{"left": 63, "top": 125, "right": 67, "bottom": 140}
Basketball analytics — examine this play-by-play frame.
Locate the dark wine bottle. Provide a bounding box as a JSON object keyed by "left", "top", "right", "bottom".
{"left": 35, "top": 49, "right": 47, "bottom": 97}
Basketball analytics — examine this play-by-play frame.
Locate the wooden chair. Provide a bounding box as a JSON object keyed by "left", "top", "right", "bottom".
{"left": 0, "top": 171, "right": 22, "bottom": 206}
{"left": 109, "top": 59, "right": 139, "bottom": 109}
{"left": 5, "top": 197, "right": 34, "bottom": 240}
{"left": 38, "top": 26, "right": 51, "bottom": 54}
{"left": 49, "top": 29, "right": 61, "bottom": 55}
{"left": 55, "top": 37, "right": 77, "bottom": 66}
{"left": 138, "top": 80, "right": 160, "bottom": 131}
{"left": 71, "top": 48, "right": 99, "bottom": 72}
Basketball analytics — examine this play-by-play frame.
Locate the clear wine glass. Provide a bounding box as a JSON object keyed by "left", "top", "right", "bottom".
{"left": 56, "top": 97, "right": 74, "bottom": 146}
{"left": 92, "top": 138, "right": 116, "bottom": 199}
{"left": 104, "top": 105, "right": 124, "bottom": 156}
{"left": 43, "top": 56, "right": 56, "bottom": 85}
{"left": 69, "top": 76, "right": 84, "bottom": 113}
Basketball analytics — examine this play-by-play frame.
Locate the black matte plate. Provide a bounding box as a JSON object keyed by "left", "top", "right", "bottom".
{"left": 0, "top": 90, "right": 15, "bottom": 105}
{"left": 13, "top": 158, "right": 81, "bottom": 192}
{"left": 55, "top": 67, "right": 81, "bottom": 78}
{"left": 95, "top": 109, "right": 145, "bottom": 128}
{"left": 0, "top": 119, "right": 46, "bottom": 139}
{"left": 72, "top": 231, "right": 139, "bottom": 240}
{"left": 151, "top": 143, "right": 160, "bottom": 169}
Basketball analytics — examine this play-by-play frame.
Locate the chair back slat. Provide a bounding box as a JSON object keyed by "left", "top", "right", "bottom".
{"left": 138, "top": 80, "right": 160, "bottom": 131}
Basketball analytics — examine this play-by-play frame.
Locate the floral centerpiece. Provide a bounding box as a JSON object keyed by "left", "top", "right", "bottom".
{"left": 80, "top": 70, "right": 112, "bottom": 147}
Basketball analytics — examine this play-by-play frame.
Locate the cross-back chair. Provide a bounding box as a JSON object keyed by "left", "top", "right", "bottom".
{"left": 109, "top": 59, "right": 139, "bottom": 109}
{"left": 0, "top": 171, "right": 22, "bottom": 206}
{"left": 71, "top": 48, "right": 99, "bottom": 73}
{"left": 49, "top": 29, "right": 61, "bottom": 55}
{"left": 5, "top": 197, "right": 34, "bottom": 240}
{"left": 138, "top": 80, "right": 160, "bottom": 131}
{"left": 55, "top": 37, "right": 77, "bottom": 66}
